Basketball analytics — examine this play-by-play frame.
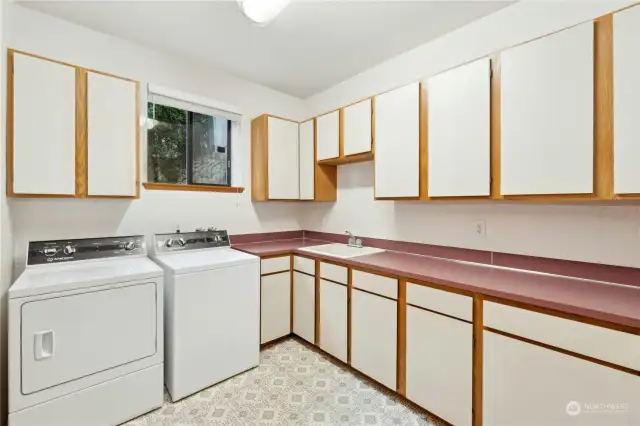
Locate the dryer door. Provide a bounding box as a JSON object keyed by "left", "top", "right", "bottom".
{"left": 21, "top": 283, "right": 157, "bottom": 394}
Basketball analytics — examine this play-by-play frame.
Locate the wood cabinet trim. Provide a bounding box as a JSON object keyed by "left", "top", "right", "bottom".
{"left": 143, "top": 182, "right": 245, "bottom": 193}
{"left": 490, "top": 56, "right": 502, "bottom": 200}
{"left": 290, "top": 255, "right": 294, "bottom": 333}
{"left": 75, "top": 68, "right": 88, "bottom": 198}
{"left": 347, "top": 268, "right": 353, "bottom": 365}
{"left": 594, "top": 14, "right": 614, "bottom": 200}
{"left": 314, "top": 259, "right": 321, "bottom": 347}
{"left": 407, "top": 302, "right": 473, "bottom": 325}
{"left": 397, "top": 279, "right": 407, "bottom": 396}
{"left": 352, "top": 286, "right": 397, "bottom": 302}
{"left": 472, "top": 297, "right": 483, "bottom": 426}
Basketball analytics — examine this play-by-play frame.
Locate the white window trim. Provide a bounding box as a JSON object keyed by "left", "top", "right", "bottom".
{"left": 148, "top": 84, "right": 242, "bottom": 120}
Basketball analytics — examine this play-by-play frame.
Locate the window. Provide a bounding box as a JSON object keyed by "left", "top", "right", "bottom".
{"left": 146, "top": 91, "right": 238, "bottom": 188}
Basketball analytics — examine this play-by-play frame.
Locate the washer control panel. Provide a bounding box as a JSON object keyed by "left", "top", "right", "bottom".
{"left": 154, "top": 230, "right": 230, "bottom": 253}
{"left": 27, "top": 236, "right": 146, "bottom": 265}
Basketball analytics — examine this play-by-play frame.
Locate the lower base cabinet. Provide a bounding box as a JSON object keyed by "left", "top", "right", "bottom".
{"left": 260, "top": 272, "right": 291, "bottom": 344}
{"left": 293, "top": 272, "right": 315, "bottom": 343}
{"left": 406, "top": 306, "right": 472, "bottom": 426}
{"left": 319, "top": 279, "right": 347, "bottom": 362}
{"left": 351, "top": 289, "right": 397, "bottom": 390}
{"left": 484, "top": 331, "right": 640, "bottom": 426}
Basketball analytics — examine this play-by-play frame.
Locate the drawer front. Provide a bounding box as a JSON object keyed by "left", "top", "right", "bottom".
{"left": 293, "top": 256, "right": 315, "bottom": 275}
{"left": 319, "top": 262, "right": 348, "bottom": 284}
{"left": 352, "top": 270, "right": 397, "bottom": 299}
{"left": 484, "top": 302, "right": 640, "bottom": 370}
{"left": 407, "top": 283, "right": 472, "bottom": 321}
{"left": 260, "top": 256, "right": 290, "bottom": 275}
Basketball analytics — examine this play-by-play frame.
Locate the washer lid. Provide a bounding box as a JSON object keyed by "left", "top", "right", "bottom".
{"left": 153, "top": 248, "right": 259, "bottom": 275}
{"left": 9, "top": 257, "right": 164, "bottom": 299}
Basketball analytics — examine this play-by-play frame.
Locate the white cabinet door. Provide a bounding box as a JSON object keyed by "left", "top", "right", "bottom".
{"left": 87, "top": 72, "right": 138, "bottom": 197}
{"left": 406, "top": 307, "right": 472, "bottom": 426}
{"left": 343, "top": 99, "right": 372, "bottom": 156}
{"left": 501, "top": 22, "right": 594, "bottom": 195}
{"left": 319, "top": 280, "right": 347, "bottom": 362}
{"left": 12, "top": 52, "right": 76, "bottom": 195}
{"left": 260, "top": 272, "right": 291, "bottom": 344}
{"left": 428, "top": 58, "right": 490, "bottom": 197}
{"left": 374, "top": 82, "right": 420, "bottom": 198}
{"left": 484, "top": 331, "right": 640, "bottom": 426}
{"left": 351, "top": 289, "right": 397, "bottom": 389}
{"left": 268, "top": 117, "right": 299, "bottom": 199}
{"left": 316, "top": 111, "right": 339, "bottom": 160}
{"left": 299, "top": 119, "right": 315, "bottom": 200}
{"left": 614, "top": 6, "right": 640, "bottom": 194}
{"left": 293, "top": 272, "right": 315, "bottom": 344}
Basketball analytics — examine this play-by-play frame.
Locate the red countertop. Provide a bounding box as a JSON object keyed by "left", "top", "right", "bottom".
{"left": 234, "top": 239, "right": 640, "bottom": 329}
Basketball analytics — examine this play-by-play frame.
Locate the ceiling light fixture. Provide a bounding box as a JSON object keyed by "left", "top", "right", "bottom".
{"left": 238, "top": 0, "right": 292, "bottom": 25}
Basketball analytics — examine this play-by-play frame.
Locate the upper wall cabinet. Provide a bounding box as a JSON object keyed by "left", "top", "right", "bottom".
{"left": 299, "top": 119, "right": 315, "bottom": 200}
{"left": 500, "top": 22, "right": 594, "bottom": 196}
{"left": 614, "top": 6, "right": 640, "bottom": 195}
{"left": 343, "top": 98, "right": 372, "bottom": 156}
{"left": 427, "top": 58, "right": 491, "bottom": 197}
{"left": 374, "top": 82, "right": 422, "bottom": 199}
{"left": 7, "top": 50, "right": 140, "bottom": 199}
{"left": 316, "top": 110, "right": 339, "bottom": 161}
{"left": 87, "top": 71, "right": 139, "bottom": 197}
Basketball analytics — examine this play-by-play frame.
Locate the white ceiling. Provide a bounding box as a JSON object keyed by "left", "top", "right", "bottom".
{"left": 21, "top": 1, "right": 511, "bottom": 98}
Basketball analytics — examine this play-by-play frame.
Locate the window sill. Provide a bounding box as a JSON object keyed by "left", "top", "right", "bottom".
{"left": 143, "top": 182, "right": 245, "bottom": 193}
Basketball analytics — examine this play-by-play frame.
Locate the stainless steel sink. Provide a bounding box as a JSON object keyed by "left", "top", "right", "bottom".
{"left": 299, "top": 243, "right": 385, "bottom": 259}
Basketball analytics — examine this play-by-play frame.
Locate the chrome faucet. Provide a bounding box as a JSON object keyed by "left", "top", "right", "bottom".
{"left": 346, "top": 231, "right": 363, "bottom": 248}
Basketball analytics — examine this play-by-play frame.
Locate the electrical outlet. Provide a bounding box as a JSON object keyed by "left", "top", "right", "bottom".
{"left": 474, "top": 220, "right": 486, "bottom": 237}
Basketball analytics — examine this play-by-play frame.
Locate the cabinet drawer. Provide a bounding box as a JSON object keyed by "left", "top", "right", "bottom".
{"left": 352, "top": 270, "right": 397, "bottom": 299}
{"left": 407, "top": 283, "right": 472, "bottom": 321}
{"left": 319, "top": 262, "right": 347, "bottom": 284}
{"left": 260, "top": 256, "right": 290, "bottom": 275}
{"left": 293, "top": 256, "right": 315, "bottom": 275}
{"left": 484, "top": 302, "right": 640, "bottom": 370}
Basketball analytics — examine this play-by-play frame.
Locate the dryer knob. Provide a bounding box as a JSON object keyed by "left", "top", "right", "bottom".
{"left": 124, "top": 241, "right": 135, "bottom": 251}
{"left": 63, "top": 245, "right": 76, "bottom": 256}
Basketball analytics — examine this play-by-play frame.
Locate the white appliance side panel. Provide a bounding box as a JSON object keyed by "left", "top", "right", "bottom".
{"left": 13, "top": 53, "right": 76, "bottom": 195}
{"left": 9, "top": 364, "right": 163, "bottom": 426}
{"left": 267, "top": 117, "right": 299, "bottom": 199}
{"left": 319, "top": 279, "right": 347, "bottom": 362}
{"left": 374, "top": 82, "right": 420, "bottom": 198}
{"left": 614, "top": 6, "right": 640, "bottom": 194}
{"left": 343, "top": 98, "right": 372, "bottom": 156}
{"left": 500, "top": 22, "right": 594, "bottom": 195}
{"left": 87, "top": 72, "right": 137, "bottom": 196}
{"left": 261, "top": 272, "right": 291, "bottom": 344}
{"left": 299, "top": 119, "right": 315, "bottom": 200}
{"left": 428, "top": 58, "right": 490, "bottom": 197}
{"left": 316, "top": 110, "right": 340, "bottom": 160}
{"left": 293, "top": 272, "right": 315, "bottom": 343}
{"left": 165, "top": 262, "right": 260, "bottom": 401}
{"left": 21, "top": 282, "right": 157, "bottom": 394}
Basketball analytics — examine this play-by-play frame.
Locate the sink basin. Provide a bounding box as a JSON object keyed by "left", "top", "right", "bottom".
{"left": 299, "top": 243, "right": 385, "bottom": 259}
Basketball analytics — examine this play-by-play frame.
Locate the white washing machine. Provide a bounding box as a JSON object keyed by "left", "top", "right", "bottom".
{"left": 8, "top": 236, "right": 164, "bottom": 426}
{"left": 151, "top": 230, "right": 260, "bottom": 401}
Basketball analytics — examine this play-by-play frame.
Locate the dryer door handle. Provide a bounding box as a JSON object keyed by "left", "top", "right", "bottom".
{"left": 34, "top": 330, "right": 55, "bottom": 361}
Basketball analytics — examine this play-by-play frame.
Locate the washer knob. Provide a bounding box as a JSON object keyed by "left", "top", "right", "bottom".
{"left": 124, "top": 241, "right": 135, "bottom": 251}
{"left": 63, "top": 245, "right": 76, "bottom": 256}
{"left": 177, "top": 238, "right": 186, "bottom": 246}
{"left": 165, "top": 238, "right": 175, "bottom": 248}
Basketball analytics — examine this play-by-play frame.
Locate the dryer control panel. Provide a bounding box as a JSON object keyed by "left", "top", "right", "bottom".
{"left": 153, "top": 230, "right": 230, "bottom": 253}
{"left": 27, "top": 236, "right": 147, "bottom": 265}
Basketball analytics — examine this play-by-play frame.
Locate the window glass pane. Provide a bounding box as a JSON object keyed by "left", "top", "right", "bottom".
{"left": 191, "top": 112, "right": 230, "bottom": 185}
{"left": 147, "top": 102, "right": 187, "bottom": 184}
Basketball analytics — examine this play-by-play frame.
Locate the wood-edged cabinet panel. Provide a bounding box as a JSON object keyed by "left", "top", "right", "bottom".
{"left": 10, "top": 51, "right": 77, "bottom": 196}
{"left": 343, "top": 99, "right": 372, "bottom": 156}
{"left": 87, "top": 71, "right": 138, "bottom": 197}
{"left": 427, "top": 58, "right": 490, "bottom": 197}
{"left": 319, "top": 279, "right": 347, "bottom": 362}
{"left": 406, "top": 307, "right": 472, "bottom": 426}
{"left": 316, "top": 111, "right": 339, "bottom": 161}
{"left": 267, "top": 116, "right": 300, "bottom": 200}
{"left": 374, "top": 82, "right": 421, "bottom": 199}
{"left": 500, "top": 22, "right": 594, "bottom": 196}
{"left": 484, "top": 331, "right": 640, "bottom": 426}
{"left": 351, "top": 289, "right": 397, "bottom": 389}
{"left": 299, "top": 119, "right": 315, "bottom": 200}
{"left": 260, "top": 272, "right": 291, "bottom": 344}
{"left": 614, "top": 6, "right": 640, "bottom": 194}
{"left": 293, "top": 272, "right": 315, "bottom": 344}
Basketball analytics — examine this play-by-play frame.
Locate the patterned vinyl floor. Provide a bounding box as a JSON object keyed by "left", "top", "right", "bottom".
{"left": 123, "top": 338, "right": 442, "bottom": 426}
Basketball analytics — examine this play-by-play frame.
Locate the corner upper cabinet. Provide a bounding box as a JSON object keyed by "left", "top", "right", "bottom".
{"left": 428, "top": 58, "right": 491, "bottom": 197}
{"left": 374, "top": 82, "right": 422, "bottom": 199}
{"left": 8, "top": 51, "right": 77, "bottom": 197}
{"left": 299, "top": 119, "right": 315, "bottom": 200}
{"left": 251, "top": 115, "right": 300, "bottom": 200}
{"left": 86, "top": 71, "right": 139, "bottom": 197}
{"left": 343, "top": 98, "right": 373, "bottom": 156}
{"left": 500, "top": 22, "right": 594, "bottom": 196}
{"left": 614, "top": 6, "right": 640, "bottom": 195}
{"left": 316, "top": 110, "right": 339, "bottom": 161}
